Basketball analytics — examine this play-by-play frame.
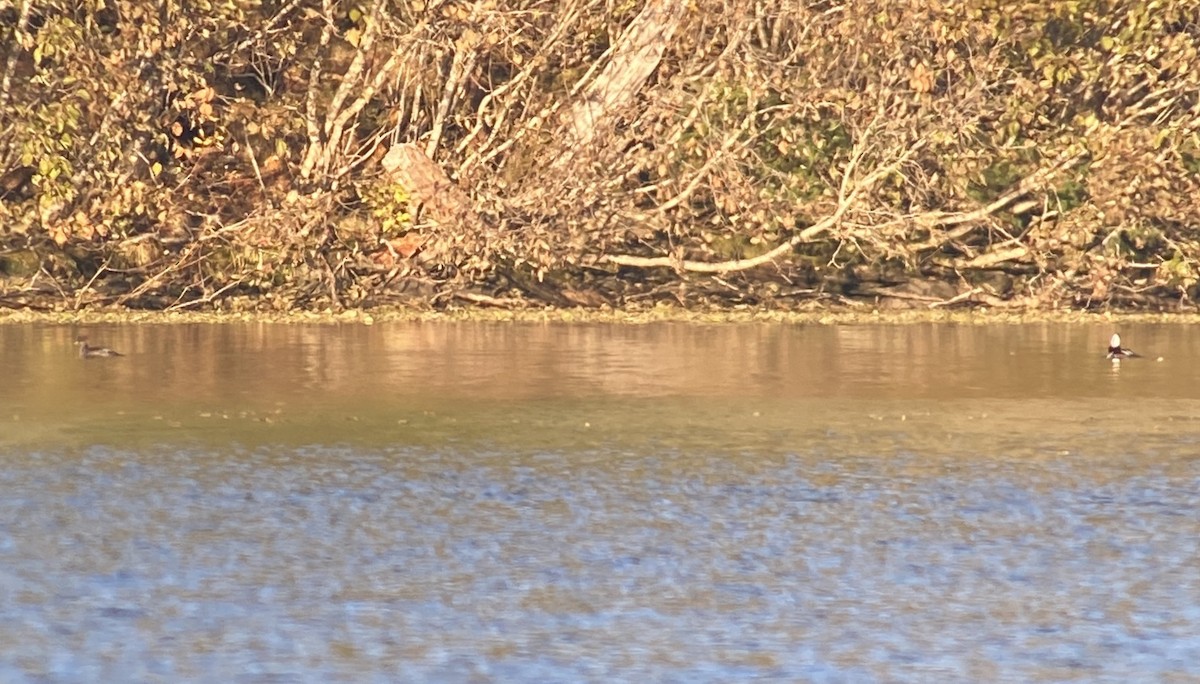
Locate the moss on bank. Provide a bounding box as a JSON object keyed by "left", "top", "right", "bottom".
{"left": 2, "top": 306, "right": 1196, "bottom": 327}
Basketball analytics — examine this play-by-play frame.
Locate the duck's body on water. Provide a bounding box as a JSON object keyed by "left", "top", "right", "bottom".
{"left": 75, "top": 336, "right": 123, "bottom": 358}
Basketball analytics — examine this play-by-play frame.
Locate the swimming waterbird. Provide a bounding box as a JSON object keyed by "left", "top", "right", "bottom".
{"left": 75, "top": 336, "right": 123, "bottom": 358}
{"left": 1106, "top": 333, "right": 1138, "bottom": 361}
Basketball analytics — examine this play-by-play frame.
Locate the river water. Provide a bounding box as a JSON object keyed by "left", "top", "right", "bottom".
{"left": 2, "top": 321, "right": 1199, "bottom": 681}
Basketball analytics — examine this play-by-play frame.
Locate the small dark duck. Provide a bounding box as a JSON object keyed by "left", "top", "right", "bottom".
{"left": 75, "top": 335, "right": 123, "bottom": 358}
{"left": 1106, "top": 333, "right": 1138, "bottom": 361}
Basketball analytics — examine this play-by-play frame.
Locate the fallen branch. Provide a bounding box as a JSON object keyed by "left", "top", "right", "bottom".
{"left": 604, "top": 137, "right": 926, "bottom": 273}
{"left": 928, "top": 287, "right": 982, "bottom": 308}
{"left": 954, "top": 245, "right": 1031, "bottom": 270}
{"left": 165, "top": 279, "right": 245, "bottom": 311}
{"left": 453, "top": 290, "right": 522, "bottom": 307}
{"left": 72, "top": 256, "right": 113, "bottom": 310}
{"left": 908, "top": 147, "right": 1090, "bottom": 250}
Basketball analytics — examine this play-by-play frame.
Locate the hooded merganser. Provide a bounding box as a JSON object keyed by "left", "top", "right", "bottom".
{"left": 1107, "top": 333, "right": 1138, "bottom": 361}
{"left": 75, "top": 336, "right": 123, "bottom": 358}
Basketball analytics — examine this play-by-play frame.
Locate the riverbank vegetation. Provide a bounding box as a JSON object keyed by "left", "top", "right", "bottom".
{"left": 2, "top": 0, "right": 1198, "bottom": 313}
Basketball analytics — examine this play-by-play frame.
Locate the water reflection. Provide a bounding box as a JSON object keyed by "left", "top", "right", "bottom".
{"left": 3, "top": 322, "right": 1198, "bottom": 449}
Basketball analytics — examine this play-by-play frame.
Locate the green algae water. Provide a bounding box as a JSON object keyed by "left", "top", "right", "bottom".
{"left": 2, "top": 322, "right": 1199, "bottom": 681}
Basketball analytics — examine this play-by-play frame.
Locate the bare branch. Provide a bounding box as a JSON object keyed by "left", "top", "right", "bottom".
{"left": 605, "top": 137, "right": 927, "bottom": 273}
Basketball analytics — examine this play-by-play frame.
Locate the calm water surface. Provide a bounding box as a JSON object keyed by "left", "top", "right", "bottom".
{"left": 2, "top": 322, "right": 1200, "bottom": 682}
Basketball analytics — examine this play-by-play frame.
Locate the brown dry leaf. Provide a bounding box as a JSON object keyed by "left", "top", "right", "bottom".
{"left": 261, "top": 156, "right": 284, "bottom": 175}
{"left": 371, "top": 250, "right": 396, "bottom": 267}
{"left": 372, "top": 233, "right": 426, "bottom": 266}
{"left": 909, "top": 62, "right": 933, "bottom": 94}
{"left": 389, "top": 233, "right": 425, "bottom": 258}
{"left": 458, "top": 29, "right": 481, "bottom": 50}
{"left": 74, "top": 211, "right": 95, "bottom": 240}
{"left": 189, "top": 87, "right": 215, "bottom": 103}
